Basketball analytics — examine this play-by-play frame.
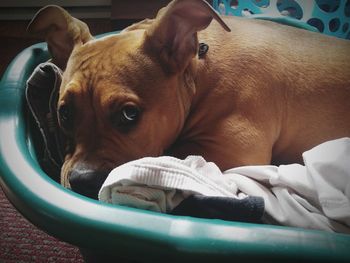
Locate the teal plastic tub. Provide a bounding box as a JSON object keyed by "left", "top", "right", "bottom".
{"left": 1, "top": 35, "right": 350, "bottom": 262}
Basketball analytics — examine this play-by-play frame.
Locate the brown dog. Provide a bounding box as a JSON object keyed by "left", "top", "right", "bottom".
{"left": 28, "top": 0, "right": 350, "bottom": 198}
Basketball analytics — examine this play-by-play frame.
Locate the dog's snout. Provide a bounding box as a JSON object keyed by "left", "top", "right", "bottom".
{"left": 69, "top": 168, "right": 108, "bottom": 199}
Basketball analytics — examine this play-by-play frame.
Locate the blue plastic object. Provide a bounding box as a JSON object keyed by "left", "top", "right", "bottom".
{"left": 213, "top": 0, "right": 350, "bottom": 39}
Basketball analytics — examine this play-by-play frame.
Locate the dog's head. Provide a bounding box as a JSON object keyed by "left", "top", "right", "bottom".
{"left": 28, "top": 0, "right": 229, "bottom": 198}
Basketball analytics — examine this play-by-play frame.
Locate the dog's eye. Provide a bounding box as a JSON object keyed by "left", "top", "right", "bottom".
{"left": 58, "top": 104, "right": 73, "bottom": 131}
{"left": 110, "top": 104, "right": 141, "bottom": 131}
{"left": 120, "top": 105, "right": 140, "bottom": 125}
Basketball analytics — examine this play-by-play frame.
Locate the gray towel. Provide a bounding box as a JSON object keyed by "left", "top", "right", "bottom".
{"left": 26, "top": 62, "right": 65, "bottom": 181}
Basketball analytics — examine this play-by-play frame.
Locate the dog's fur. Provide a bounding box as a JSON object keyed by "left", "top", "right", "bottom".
{"left": 28, "top": 0, "right": 350, "bottom": 198}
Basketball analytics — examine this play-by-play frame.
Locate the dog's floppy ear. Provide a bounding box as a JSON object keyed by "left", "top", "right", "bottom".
{"left": 27, "top": 5, "right": 93, "bottom": 69}
{"left": 144, "top": 0, "right": 230, "bottom": 73}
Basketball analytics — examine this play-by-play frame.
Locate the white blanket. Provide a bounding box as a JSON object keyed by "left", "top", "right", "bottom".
{"left": 99, "top": 138, "right": 350, "bottom": 233}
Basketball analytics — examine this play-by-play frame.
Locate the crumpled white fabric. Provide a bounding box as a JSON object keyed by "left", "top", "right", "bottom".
{"left": 98, "top": 156, "right": 247, "bottom": 213}
{"left": 99, "top": 137, "right": 350, "bottom": 233}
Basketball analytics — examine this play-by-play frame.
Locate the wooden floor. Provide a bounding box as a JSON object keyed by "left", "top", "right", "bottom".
{"left": 0, "top": 19, "right": 113, "bottom": 78}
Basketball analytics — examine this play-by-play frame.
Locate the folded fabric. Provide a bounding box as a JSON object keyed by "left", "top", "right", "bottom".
{"left": 26, "top": 62, "right": 65, "bottom": 181}
{"left": 99, "top": 155, "right": 253, "bottom": 212}
{"left": 99, "top": 138, "right": 350, "bottom": 233}
{"left": 171, "top": 195, "right": 264, "bottom": 223}
{"left": 223, "top": 137, "right": 350, "bottom": 232}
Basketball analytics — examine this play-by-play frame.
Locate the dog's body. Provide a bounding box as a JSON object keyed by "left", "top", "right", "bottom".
{"left": 28, "top": 0, "right": 350, "bottom": 198}
{"left": 170, "top": 18, "right": 350, "bottom": 168}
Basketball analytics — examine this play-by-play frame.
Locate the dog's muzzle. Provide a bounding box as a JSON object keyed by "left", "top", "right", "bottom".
{"left": 69, "top": 168, "right": 108, "bottom": 199}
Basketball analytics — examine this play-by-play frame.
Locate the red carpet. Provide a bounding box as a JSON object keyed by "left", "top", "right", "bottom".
{"left": 0, "top": 187, "right": 84, "bottom": 263}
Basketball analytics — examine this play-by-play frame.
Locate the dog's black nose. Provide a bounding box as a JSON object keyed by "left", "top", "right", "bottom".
{"left": 69, "top": 169, "right": 108, "bottom": 199}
